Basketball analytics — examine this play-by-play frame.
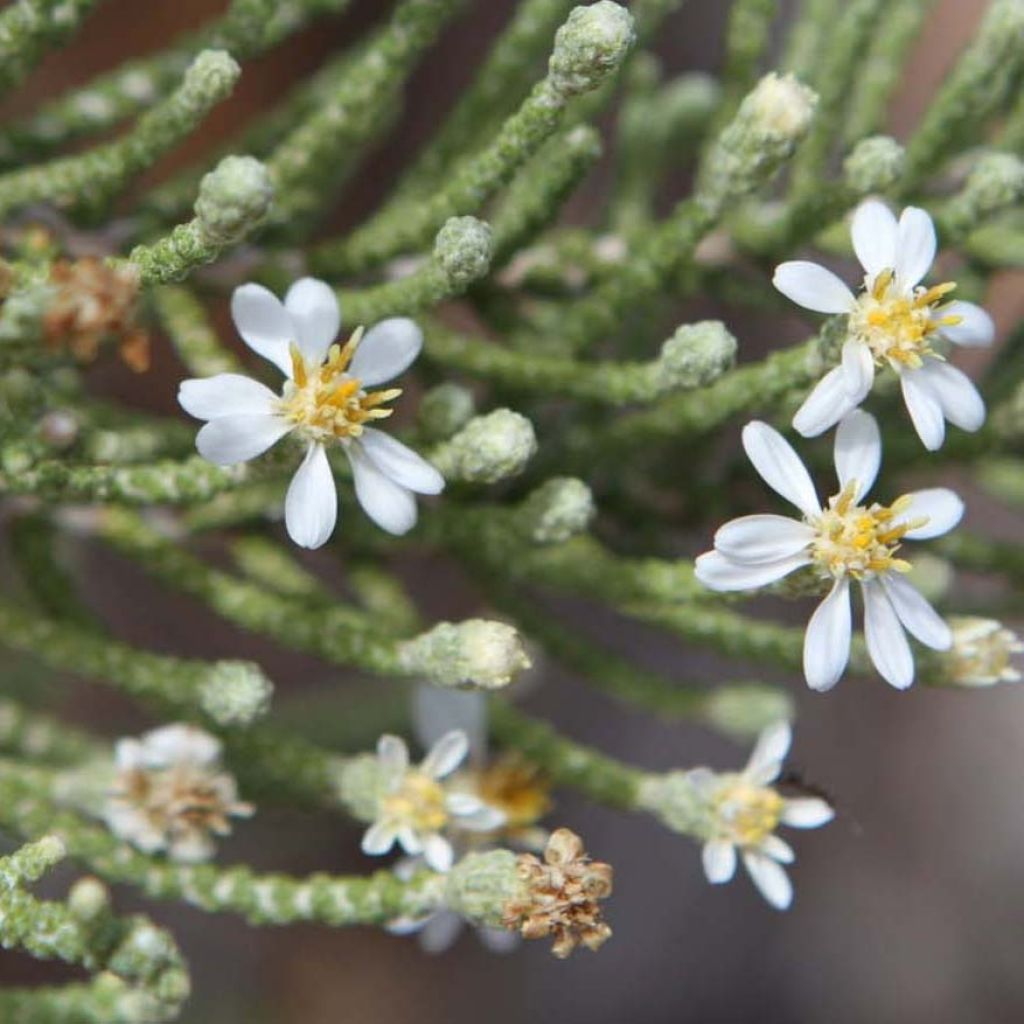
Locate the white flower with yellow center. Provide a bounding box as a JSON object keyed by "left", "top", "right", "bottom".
{"left": 774, "top": 200, "right": 994, "bottom": 450}
{"left": 361, "top": 731, "right": 506, "bottom": 873}
{"left": 178, "top": 278, "right": 444, "bottom": 549}
{"left": 695, "top": 411, "right": 963, "bottom": 690}
{"left": 947, "top": 616, "right": 1023, "bottom": 686}
{"left": 696, "top": 722, "right": 833, "bottom": 910}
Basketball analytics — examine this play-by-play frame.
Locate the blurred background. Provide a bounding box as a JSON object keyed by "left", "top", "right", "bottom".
{"left": 3, "top": 1, "right": 1024, "bottom": 1021}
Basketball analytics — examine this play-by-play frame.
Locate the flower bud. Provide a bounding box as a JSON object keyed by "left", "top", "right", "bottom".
{"left": 548, "top": 2, "right": 635, "bottom": 100}
{"left": 194, "top": 155, "right": 274, "bottom": 244}
{"left": 703, "top": 685, "right": 795, "bottom": 740}
{"left": 953, "top": 152, "right": 1024, "bottom": 226}
{"left": 434, "top": 216, "right": 493, "bottom": 290}
{"left": 430, "top": 409, "right": 537, "bottom": 484}
{"left": 636, "top": 771, "right": 714, "bottom": 835}
{"left": 655, "top": 320, "right": 738, "bottom": 392}
{"left": 445, "top": 848, "right": 521, "bottom": 926}
{"left": 417, "top": 382, "right": 476, "bottom": 440}
{"left": 842, "top": 135, "right": 906, "bottom": 194}
{"left": 517, "top": 477, "right": 595, "bottom": 544}
{"left": 399, "top": 619, "right": 532, "bottom": 691}
{"left": 68, "top": 876, "right": 111, "bottom": 922}
{"left": 197, "top": 660, "right": 274, "bottom": 727}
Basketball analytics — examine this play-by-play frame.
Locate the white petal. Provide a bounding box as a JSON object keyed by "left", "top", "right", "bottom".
{"left": 418, "top": 911, "right": 463, "bottom": 954}
{"left": 284, "top": 277, "right": 341, "bottom": 365}
{"left": 803, "top": 578, "right": 852, "bottom": 692}
{"left": 178, "top": 374, "right": 277, "bottom": 421}
{"left": 840, "top": 339, "right": 875, "bottom": 397}
{"left": 361, "top": 821, "right": 398, "bottom": 856}
{"left": 741, "top": 421, "right": 821, "bottom": 517}
{"left": 350, "top": 317, "right": 423, "bottom": 386}
{"left": 773, "top": 261, "right": 856, "bottom": 314}
{"left": 348, "top": 444, "right": 418, "bottom": 535}
{"left": 713, "top": 514, "right": 814, "bottom": 564}
{"left": 422, "top": 730, "right": 469, "bottom": 779}
{"left": 895, "top": 206, "right": 936, "bottom": 290}
{"left": 195, "top": 414, "right": 289, "bottom": 465}
{"left": 444, "top": 792, "right": 484, "bottom": 816}
{"left": 899, "top": 487, "right": 964, "bottom": 540}
{"left": 850, "top": 198, "right": 898, "bottom": 279}
{"left": 396, "top": 827, "right": 422, "bottom": 856}
{"left": 938, "top": 301, "right": 994, "bottom": 347}
{"left": 745, "top": 721, "right": 792, "bottom": 784}
{"left": 377, "top": 734, "right": 409, "bottom": 776}
{"left": 230, "top": 283, "right": 293, "bottom": 376}
{"left": 422, "top": 834, "right": 454, "bottom": 873}
{"left": 793, "top": 366, "right": 862, "bottom": 437}
{"left": 914, "top": 360, "right": 986, "bottom": 433}
{"left": 862, "top": 579, "right": 915, "bottom": 689}
{"left": 412, "top": 687, "right": 487, "bottom": 761}
{"left": 702, "top": 840, "right": 737, "bottom": 884}
{"left": 900, "top": 370, "right": 945, "bottom": 451}
{"left": 833, "top": 409, "right": 881, "bottom": 502}
{"left": 283, "top": 443, "right": 337, "bottom": 549}
{"left": 881, "top": 574, "right": 952, "bottom": 650}
{"left": 760, "top": 835, "right": 795, "bottom": 864}
{"left": 743, "top": 851, "right": 793, "bottom": 910}
{"left": 781, "top": 797, "right": 834, "bottom": 829}
{"left": 357, "top": 429, "right": 444, "bottom": 495}
{"left": 458, "top": 805, "right": 507, "bottom": 832}
{"left": 694, "top": 550, "right": 810, "bottom": 592}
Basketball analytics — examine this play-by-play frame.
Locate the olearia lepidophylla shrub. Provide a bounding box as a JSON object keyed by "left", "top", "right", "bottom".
{"left": 0, "top": 0, "right": 1023, "bottom": 1016}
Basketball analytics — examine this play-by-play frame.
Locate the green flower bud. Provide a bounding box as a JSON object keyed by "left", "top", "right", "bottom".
{"left": 433, "top": 215, "right": 493, "bottom": 289}
{"left": 518, "top": 477, "right": 595, "bottom": 544}
{"left": 197, "top": 660, "right": 274, "bottom": 727}
{"left": 430, "top": 409, "right": 537, "bottom": 484}
{"left": 655, "top": 321, "right": 738, "bottom": 391}
{"left": 194, "top": 155, "right": 274, "bottom": 245}
{"left": 703, "top": 685, "right": 795, "bottom": 741}
{"left": 548, "top": 2, "right": 635, "bottom": 100}
{"left": 417, "top": 382, "right": 476, "bottom": 440}
{"left": 444, "top": 848, "right": 521, "bottom": 927}
{"left": 842, "top": 135, "right": 905, "bottom": 194}
{"left": 398, "top": 619, "right": 532, "bottom": 691}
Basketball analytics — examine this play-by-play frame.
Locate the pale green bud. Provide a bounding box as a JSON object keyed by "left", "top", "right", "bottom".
{"left": 431, "top": 409, "right": 537, "bottom": 484}
{"left": 433, "top": 216, "right": 493, "bottom": 289}
{"left": 445, "top": 849, "right": 521, "bottom": 927}
{"left": 655, "top": 321, "right": 738, "bottom": 391}
{"left": 67, "top": 876, "right": 111, "bottom": 922}
{"left": 194, "top": 155, "right": 274, "bottom": 244}
{"left": 518, "top": 477, "right": 595, "bottom": 544}
{"left": 957, "top": 152, "right": 1024, "bottom": 221}
{"left": 183, "top": 49, "right": 239, "bottom": 100}
{"left": 905, "top": 553, "right": 953, "bottom": 604}
{"left": 197, "top": 660, "right": 274, "bottom": 727}
{"left": 398, "top": 619, "right": 532, "bottom": 691}
{"left": 703, "top": 685, "right": 794, "bottom": 741}
{"left": 548, "top": 2, "right": 635, "bottom": 99}
{"left": 417, "top": 382, "right": 476, "bottom": 440}
{"left": 842, "top": 135, "right": 905, "bottom": 194}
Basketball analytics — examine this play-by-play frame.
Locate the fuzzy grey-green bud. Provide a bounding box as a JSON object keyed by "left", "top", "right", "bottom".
{"left": 842, "top": 135, "right": 905, "bottom": 193}
{"left": 518, "top": 477, "right": 595, "bottom": 544}
{"left": 418, "top": 382, "right": 476, "bottom": 440}
{"left": 398, "top": 619, "right": 532, "bottom": 691}
{"left": 197, "top": 660, "right": 274, "bottom": 727}
{"left": 67, "top": 876, "right": 111, "bottom": 922}
{"left": 656, "top": 321, "right": 738, "bottom": 391}
{"left": 548, "top": 2, "right": 635, "bottom": 99}
{"left": 183, "top": 49, "right": 239, "bottom": 99}
{"left": 445, "top": 849, "right": 521, "bottom": 926}
{"left": 431, "top": 409, "right": 537, "bottom": 484}
{"left": 702, "top": 685, "right": 794, "bottom": 740}
{"left": 434, "top": 216, "right": 493, "bottom": 289}
{"left": 960, "top": 153, "right": 1024, "bottom": 219}
{"left": 194, "top": 155, "right": 274, "bottom": 244}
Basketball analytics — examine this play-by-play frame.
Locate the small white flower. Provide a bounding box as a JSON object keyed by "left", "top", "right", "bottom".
{"left": 774, "top": 199, "right": 994, "bottom": 450}
{"left": 360, "top": 731, "right": 506, "bottom": 873}
{"left": 178, "top": 278, "right": 444, "bottom": 549}
{"left": 697, "top": 722, "right": 833, "bottom": 910}
{"left": 947, "top": 616, "right": 1024, "bottom": 686}
{"left": 105, "top": 723, "right": 253, "bottom": 862}
{"left": 695, "top": 411, "right": 963, "bottom": 690}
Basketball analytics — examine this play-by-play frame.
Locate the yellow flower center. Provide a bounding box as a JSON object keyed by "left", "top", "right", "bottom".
{"left": 277, "top": 328, "right": 401, "bottom": 442}
{"left": 808, "top": 481, "right": 926, "bottom": 580}
{"left": 848, "top": 269, "right": 961, "bottom": 369}
{"left": 382, "top": 771, "right": 449, "bottom": 833}
{"left": 713, "top": 777, "right": 784, "bottom": 848}
{"left": 475, "top": 756, "right": 552, "bottom": 830}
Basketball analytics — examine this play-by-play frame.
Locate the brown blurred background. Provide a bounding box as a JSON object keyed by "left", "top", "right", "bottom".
{"left": 4, "top": 2, "right": 1024, "bottom": 1022}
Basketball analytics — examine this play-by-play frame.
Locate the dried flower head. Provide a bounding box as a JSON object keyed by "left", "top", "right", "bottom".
{"left": 44, "top": 257, "right": 149, "bottom": 371}
{"left": 105, "top": 723, "right": 253, "bottom": 862}
{"left": 502, "top": 828, "right": 613, "bottom": 958}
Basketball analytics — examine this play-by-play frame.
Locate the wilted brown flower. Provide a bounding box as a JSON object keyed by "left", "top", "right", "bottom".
{"left": 44, "top": 257, "right": 149, "bottom": 371}
{"left": 502, "top": 827, "right": 613, "bottom": 958}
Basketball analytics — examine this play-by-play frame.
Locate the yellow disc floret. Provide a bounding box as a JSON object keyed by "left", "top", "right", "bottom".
{"left": 277, "top": 327, "right": 401, "bottom": 442}
{"left": 848, "top": 269, "right": 961, "bottom": 370}
{"left": 381, "top": 771, "right": 449, "bottom": 833}
{"left": 809, "top": 482, "right": 927, "bottom": 580}
{"left": 712, "top": 776, "right": 784, "bottom": 849}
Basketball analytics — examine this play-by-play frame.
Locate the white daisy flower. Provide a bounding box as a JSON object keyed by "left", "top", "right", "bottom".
{"left": 105, "top": 723, "right": 253, "bottom": 863}
{"left": 695, "top": 411, "right": 963, "bottom": 690}
{"left": 360, "top": 730, "right": 506, "bottom": 873}
{"left": 178, "top": 277, "right": 444, "bottom": 549}
{"left": 696, "top": 721, "right": 833, "bottom": 910}
{"left": 774, "top": 199, "right": 994, "bottom": 450}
